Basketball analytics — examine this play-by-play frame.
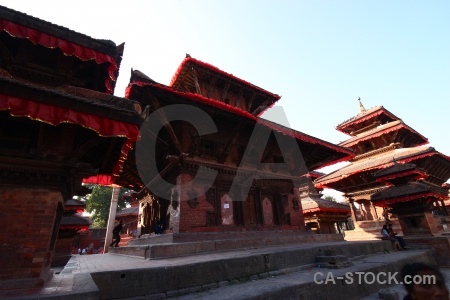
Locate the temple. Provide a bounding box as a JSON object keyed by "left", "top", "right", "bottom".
{"left": 315, "top": 99, "right": 450, "bottom": 242}
{"left": 0, "top": 5, "right": 142, "bottom": 294}
{"left": 0, "top": 5, "right": 356, "bottom": 294}
{"left": 116, "top": 55, "right": 354, "bottom": 238}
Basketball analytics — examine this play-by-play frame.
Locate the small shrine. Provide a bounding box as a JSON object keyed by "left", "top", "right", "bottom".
{"left": 299, "top": 172, "right": 351, "bottom": 234}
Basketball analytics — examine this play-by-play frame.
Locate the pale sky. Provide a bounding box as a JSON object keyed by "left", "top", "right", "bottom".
{"left": 2, "top": 1, "right": 449, "bottom": 198}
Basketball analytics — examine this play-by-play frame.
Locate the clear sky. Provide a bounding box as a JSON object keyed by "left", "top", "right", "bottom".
{"left": 2, "top": 1, "right": 449, "bottom": 197}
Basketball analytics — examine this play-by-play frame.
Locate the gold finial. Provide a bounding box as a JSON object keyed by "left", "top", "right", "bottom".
{"left": 358, "top": 97, "right": 366, "bottom": 113}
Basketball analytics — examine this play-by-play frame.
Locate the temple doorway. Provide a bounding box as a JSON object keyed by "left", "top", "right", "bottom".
{"left": 243, "top": 193, "right": 256, "bottom": 225}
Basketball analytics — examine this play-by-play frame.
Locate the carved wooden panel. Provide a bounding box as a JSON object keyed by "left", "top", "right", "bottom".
{"left": 205, "top": 188, "right": 216, "bottom": 208}
{"left": 206, "top": 211, "right": 217, "bottom": 226}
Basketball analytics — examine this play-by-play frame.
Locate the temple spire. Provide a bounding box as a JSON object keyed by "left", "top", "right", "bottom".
{"left": 358, "top": 97, "right": 366, "bottom": 113}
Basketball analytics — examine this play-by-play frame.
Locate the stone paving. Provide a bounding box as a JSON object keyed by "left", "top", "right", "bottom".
{"left": 7, "top": 241, "right": 449, "bottom": 300}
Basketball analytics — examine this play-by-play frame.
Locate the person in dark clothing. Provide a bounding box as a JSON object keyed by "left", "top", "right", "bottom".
{"left": 110, "top": 219, "right": 123, "bottom": 247}
{"left": 154, "top": 220, "right": 164, "bottom": 234}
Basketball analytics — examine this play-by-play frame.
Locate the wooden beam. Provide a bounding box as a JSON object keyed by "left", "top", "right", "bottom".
{"left": 100, "top": 139, "right": 117, "bottom": 171}
{"left": 235, "top": 89, "right": 243, "bottom": 110}
{"left": 192, "top": 67, "right": 202, "bottom": 95}
{"left": 179, "top": 80, "right": 191, "bottom": 93}
{"left": 250, "top": 98, "right": 270, "bottom": 115}
{"left": 70, "top": 138, "right": 106, "bottom": 161}
{"left": 217, "top": 121, "right": 248, "bottom": 164}
{"left": 149, "top": 95, "right": 183, "bottom": 154}
{"left": 221, "top": 82, "right": 230, "bottom": 103}
{"left": 247, "top": 93, "right": 256, "bottom": 113}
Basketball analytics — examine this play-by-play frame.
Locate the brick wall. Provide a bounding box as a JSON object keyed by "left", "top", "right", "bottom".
{"left": 398, "top": 211, "right": 438, "bottom": 236}
{"left": 178, "top": 173, "right": 214, "bottom": 232}
{"left": 287, "top": 192, "right": 305, "bottom": 229}
{"left": 0, "top": 187, "right": 62, "bottom": 289}
{"left": 406, "top": 236, "right": 450, "bottom": 266}
{"left": 53, "top": 236, "right": 73, "bottom": 268}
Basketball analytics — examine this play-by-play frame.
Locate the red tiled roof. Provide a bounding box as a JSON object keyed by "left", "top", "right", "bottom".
{"left": 371, "top": 181, "right": 449, "bottom": 206}
{"left": 65, "top": 199, "right": 85, "bottom": 207}
{"left": 169, "top": 56, "right": 281, "bottom": 101}
{"left": 60, "top": 214, "right": 90, "bottom": 227}
{"left": 373, "top": 163, "right": 418, "bottom": 178}
{"left": 336, "top": 106, "right": 400, "bottom": 133}
{"left": 116, "top": 206, "right": 139, "bottom": 217}
{"left": 338, "top": 120, "right": 428, "bottom": 148}
{"left": 64, "top": 199, "right": 85, "bottom": 213}
{"left": 0, "top": 14, "right": 120, "bottom": 93}
{"left": 302, "top": 197, "right": 351, "bottom": 214}
{"left": 128, "top": 81, "right": 354, "bottom": 170}
{"left": 315, "top": 146, "right": 448, "bottom": 186}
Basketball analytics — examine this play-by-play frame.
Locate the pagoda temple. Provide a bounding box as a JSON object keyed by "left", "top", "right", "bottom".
{"left": 0, "top": 5, "right": 141, "bottom": 294}
{"left": 118, "top": 55, "right": 354, "bottom": 237}
{"left": 315, "top": 99, "right": 450, "bottom": 239}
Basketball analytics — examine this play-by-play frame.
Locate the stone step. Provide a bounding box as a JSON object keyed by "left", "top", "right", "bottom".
{"left": 91, "top": 241, "right": 433, "bottom": 300}
{"left": 111, "top": 232, "right": 346, "bottom": 259}
{"left": 343, "top": 230, "right": 380, "bottom": 241}
{"left": 170, "top": 250, "right": 435, "bottom": 300}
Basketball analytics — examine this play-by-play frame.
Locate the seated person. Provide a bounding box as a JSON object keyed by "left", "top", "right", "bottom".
{"left": 154, "top": 221, "right": 164, "bottom": 234}
{"left": 381, "top": 224, "right": 403, "bottom": 251}
{"left": 388, "top": 223, "right": 407, "bottom": 249}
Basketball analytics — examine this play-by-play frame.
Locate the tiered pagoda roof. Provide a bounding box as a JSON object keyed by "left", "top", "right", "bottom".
{"left": 371, "top": 162, "right": 448, "bottom": 208}
{"left": 339, "top": 120, "right": 428, "bottom": 149}
{"left": 169, "top": 55, "right": 281, "bottom": 116}
{"left": 0, "top": 5, "right": 123, "bottom": 93}
{"left": 59, "top": 214, "right": 90, "bottom": 231}
{"left": 316, "top": 146, "right": 449, "bottom": 187}
{"left": 118, "top": 60, "right": 354, "bottom": 191}
{"left": 59, "top": 199, "right": 90, "bottom": 231}
{"left": 0, "top": 5, "right": 143, "bottom": 192}
{"left": 336, "top": 105, "right": 401, "bottom": 136}
{"left": 64, "top": 199, "right": 86, "bottom": 213}
{"left": 316, "top": 100, "right": 450, "bottom": 201}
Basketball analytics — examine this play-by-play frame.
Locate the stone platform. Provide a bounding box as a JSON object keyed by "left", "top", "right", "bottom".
{"left": 111, "top": 231, "right": 346, "bottom": 259}
{"left": 3, "top": 238, "right": 442, "bottom": 300}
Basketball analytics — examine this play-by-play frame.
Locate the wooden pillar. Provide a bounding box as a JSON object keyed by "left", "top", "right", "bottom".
{"left": 104, "top": 186, "right": 120, "bottom": 253}
{"left": 348, "top": 198, "right": 358, "bottom": 223}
